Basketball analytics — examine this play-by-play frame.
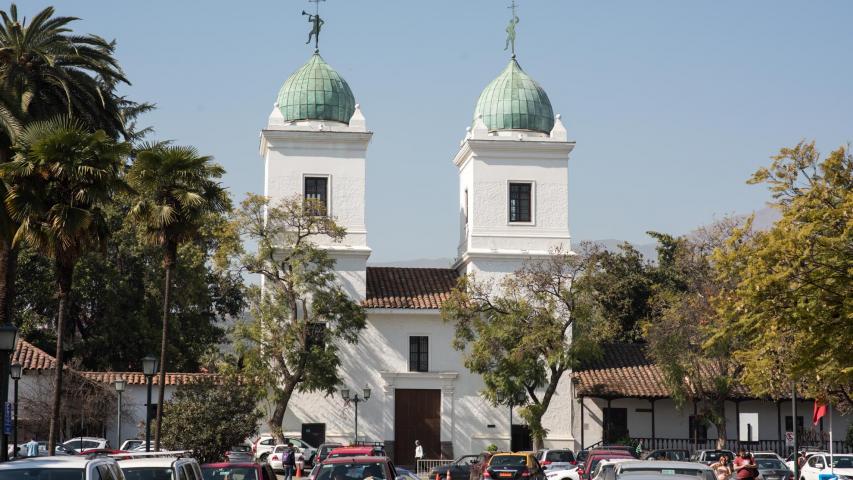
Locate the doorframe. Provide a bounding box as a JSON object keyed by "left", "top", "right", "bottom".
{"left": 379, "top": 371, "right": 458, "bottom": 453}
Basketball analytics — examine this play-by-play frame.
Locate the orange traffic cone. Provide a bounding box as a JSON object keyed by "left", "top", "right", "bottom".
{"left": 296, "top": 466, "right": 302, "bottom": 478}
{"left": 447, "top": 470, "right": 451, "bottom": 480}
{"left": 436, "top": 474, "right": 440, "bottom": 480}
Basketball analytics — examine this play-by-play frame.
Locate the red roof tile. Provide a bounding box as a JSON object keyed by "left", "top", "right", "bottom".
{"left": 13, "top": 339, "right": 57, "bottom": 371}
{"left": 80, "top": 371, "right": 219, "bottom": 386}
{"left": 364, "top": 267, "right": 458, "bottom": 309}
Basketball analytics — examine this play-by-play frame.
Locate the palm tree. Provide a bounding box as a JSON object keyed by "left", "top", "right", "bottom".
{"left": 0, "top": 117, "right": 129, "bottom": 454}
{"left": 127, "top": 143, "right": 229, "bottom": 450}
{"left": 0, "top": 3, "right": 131, "bottom": 326}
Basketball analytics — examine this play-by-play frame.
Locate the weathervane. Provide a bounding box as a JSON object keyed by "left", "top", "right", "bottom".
{"left": 504, "top": 0, "right": 519, "bottom": 57}
{"left": 302, "top": 0, "right": 325, "bottom": 52}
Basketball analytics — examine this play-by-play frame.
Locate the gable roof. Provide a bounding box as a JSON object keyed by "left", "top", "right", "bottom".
{"left": 364, "top": 267, "right": 458, "bottom": 309}
{"left": 13, "top": 339, "right": 56, "bottom": 371}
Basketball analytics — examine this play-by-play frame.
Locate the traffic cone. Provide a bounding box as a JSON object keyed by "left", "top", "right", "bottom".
{"left": 447, "top": 470, "right": 451, "bottom": 480}
{"left": 296, "top": 466, "right": 302, "bottom": 478}
{"left": 436, "top": 474, "right": 440, "bottom": 480}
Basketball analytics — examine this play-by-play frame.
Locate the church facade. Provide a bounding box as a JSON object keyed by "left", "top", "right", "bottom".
{"left": 260, "top": 51, "right": 577, "bottom": 465}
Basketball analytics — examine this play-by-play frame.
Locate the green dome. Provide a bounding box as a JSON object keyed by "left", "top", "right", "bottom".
{"left": 277, "top": 53, "right": 356, "bottom": 124}
{"left": 474, "top": 58, "right": 555, "bottom": 134}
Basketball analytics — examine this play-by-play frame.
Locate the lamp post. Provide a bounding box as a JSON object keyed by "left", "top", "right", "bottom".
{"left": 0, "top": 324, "right": 17, "bottom": 462}
{"left": 10, "top": 363, "right": 21, "bottom": 458}
{"left": 113, "top": 379, "right": 126, "bottom": 449}
{"left": 142, "top": 355, "right": 158, "bottom": 452}
{"left": 340, "top": 386, "right": 370, "bottom": 443}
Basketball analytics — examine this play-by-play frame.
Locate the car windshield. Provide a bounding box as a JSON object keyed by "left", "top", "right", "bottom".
{"left": 0, "top": 469, "right": 85, "bottom": 480}
{"left": 829, "top": 457, "right": 853, "bottom": 468}
{"left": 704, "top": 452, "right": 730, "bottom": 461}
{"left": 202, "top": 466, "right": 258, "bottom": 480}
{"left": 491, "top": 456, "right": 527, "bottom": 467}
{"left": 547, "top": 451, "right": 574, "bottom": 462}
{"left": 456, "top": 456, "right": 477, "bottom": 466}
{"left": 756, "top": 459, "right": 785, "bottom": 469}
{"left": 577, "top": 452, "right": 589, "bottom": 463}
{"left": 232, "top": 446, "right": 251, "bottom": 452}
{"left": 124, "top": 468, "right": 175, "bottom": 480}
{"left": 316, "top": 462, "right": 387, "bottom": 480}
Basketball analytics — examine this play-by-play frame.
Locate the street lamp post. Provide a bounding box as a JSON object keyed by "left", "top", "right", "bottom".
{"left": 0, "top": 324, "right": 18, "bottom": 462}
{"left": 10, "top": 363, "right": 21, "bottom": 458}
{"left": 142, "top": 355, "right": 158, "bottom": 452}
{"left": 113, "top": 379, "right": 126, "bottom": 449}
{"left": 340, "top": 386, "right": 370, "bottom": 443}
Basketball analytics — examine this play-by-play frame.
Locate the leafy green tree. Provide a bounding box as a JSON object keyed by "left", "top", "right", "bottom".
{"left": 160, "top": 375, "right": 262, "bottom": 464}
{"left": 642, "top": 220, "right": 744, "bottom": 448}
{"left": 0, "top": 3, "right": 133, "bottom": 326}
{"left": 441, "top": 246, "right": 614, "bottom": 450}
{"left": 714, "top": 142, "right": 852, "bottom": 410}
{"left": 0, "top": 117, "right": 129, "bottom": 454}
{"left": 233, "top": 194, "right": 366, "bottom": 443}
{"left": 127, "top": 143, "right": 230, "bottom": 450}
{"left": 13, "top": 197, "right": 243, "bottom": 372}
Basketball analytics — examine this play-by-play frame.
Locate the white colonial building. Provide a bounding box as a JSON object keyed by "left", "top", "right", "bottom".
{"left": 259, "top": 46, "right": 852, "bottom": 467}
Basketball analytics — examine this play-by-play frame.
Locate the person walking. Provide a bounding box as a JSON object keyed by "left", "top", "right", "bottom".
{"left": 283, "top": 442, "right": 297, "bottom": 480}
{"left": 415, "top": 440, "right": 424, "bottom": 465}
{"left": 733, "top": 450, "right": 757, "bottom": 480}
{"left": 25, "top": 438, "right": 39, "bottom": 457}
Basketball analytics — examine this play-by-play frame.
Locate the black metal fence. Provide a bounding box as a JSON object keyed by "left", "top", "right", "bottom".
{"left": 631, "top": 437, "right": 852, "bottom": 456}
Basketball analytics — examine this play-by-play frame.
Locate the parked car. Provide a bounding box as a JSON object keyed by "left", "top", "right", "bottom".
{"left": 226, "top": 444, "right": 254, "bottom": 463}
{"left": 431, "top": 454, "right": 489, "bottom": 480}
{"left": 63, "top": 436, "right": 111, "bottom": 451}
{"left": 312, "top": 455, "right": 399, "bottom": 480}
{"left": 784, "top": 451, "right": 827, "bottom": 472}
{"left": 120, "top": 440, "right": 145, "bottom": 451}
{"left": 752, "top": 452, "right": 784, "bottom": 462}
{"left": 252, "top": 434, "right": 314, "bottom": 461}
{"left": 689, "top": 450, "right": 737, "bottom": 466}
{"left": 589, "top": 459, "right": 635, "bottom": 480}
{"left": 753, "top": 457, "right": 792, "bottom": 480}
{"left": 316, "top": 443, "right": 343, "bottom": 463}
{"left": 799, "top": 453, "right": 853, "bottom": 480}
{"left": 535, "top": 449, "right": 576, "bottom": 470}
{"left": 545, "top": 465, "right": 581, "bottom": 480}
{"left": 598, "top": 447, "right": 638, "bottom": 459}
{"left": 327, "top": 445, "right": 386, "bottom": 459}
{"left": 397, "top": 467, "right": 421, "bottom": 480}
{"left": 119, "top": 456, "right": 203, "bottom": 480}
{"left": 578, "top": 451, "right": 634, "bottom": 480}
{"left": 642, "top": 449, "right": 689, "bottom": 461}
{"left": 9, "top": 441, "right": 77, "bottom": 457}
{"left": 575, "top": 451, "right": 589, "bottom": 468}
{"left": 0, "top": 454, "right": 125, "bottom": 480}
{"left": 614, "top": 460, "right": 715, "bottom": 480}
{"left": 485, "top": 452, "right": 546, "bottom": 480}
{"left": 202, "top": 461, "right": 278, "bottom": 480}
{"left": 269, "top": 444, "right": 295, "bottom": 473}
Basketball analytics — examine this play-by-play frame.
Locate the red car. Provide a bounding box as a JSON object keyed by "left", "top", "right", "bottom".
{"left": 202, "top": 462, "right": 277, "bottom": 480}
{"left": 327, "top": 446, "right": 385, "bottom": 459}
{"left": 577, "top": 452, "right": 633, "bottom": 480}
{"left": 312, "top": 456, "right": 399, "bottom": 480}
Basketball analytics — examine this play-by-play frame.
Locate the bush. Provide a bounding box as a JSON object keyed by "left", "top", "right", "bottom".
{"left": 160, "top": 375, "right": 262, "bottom": 463}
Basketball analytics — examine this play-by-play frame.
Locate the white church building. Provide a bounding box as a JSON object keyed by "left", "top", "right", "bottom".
{"left": 259, "top": 47, "right": 852, "bottom": 466}
{"left": 260, "top": 50, "right": 576, "bottom": 465}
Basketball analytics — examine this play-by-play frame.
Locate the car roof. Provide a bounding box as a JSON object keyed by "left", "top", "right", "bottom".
{"left": 119, "top": 458, "right": 182, "bottom": 468}
{"left": 0, "top": 456, "right": 111, "bottom": 469}
{"left": 203, "top": 462, "right": 260, "bottom": 468}
{"left": 493, "top": 452, "right": 530, "bottom": 456}
{"left": 322, "top": 456, "right": 388, "bottom": 464}
{"left": 615, "top": 475, "right": 701, "bottom": 480}
{"left": 620, "top": 461, "right": 712, "bottom": 470}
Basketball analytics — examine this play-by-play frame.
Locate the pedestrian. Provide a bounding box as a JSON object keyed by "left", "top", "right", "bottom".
{"left": 471, "top": 452, "right": 493, "bottom": 480}
{"left": 25, "top": 437, "right": 39, "bottom": 457}
{"left": 710, "top": 455, "right": 733, "bottom": 480}
{"left": 733, "top": 450, "right": 757, "bottom": 480}
{"left": 797, "top": 451, "right": 807, "bottom": 470}
{"left": 415, "top": 440, "right": 424, "bottom": 464}
{"left": 283, "top": 442, "right": 296, "bottom": 480}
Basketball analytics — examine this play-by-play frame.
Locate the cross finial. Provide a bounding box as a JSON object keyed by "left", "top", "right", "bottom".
{"left": 505, "top": 0, "right": 520, "bottom": 58}
{"left": 303, "top": 0, "right": 326, "bottom": 52}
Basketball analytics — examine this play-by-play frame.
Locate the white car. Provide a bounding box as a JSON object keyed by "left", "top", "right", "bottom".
{"left": 0, "top": 455, "right": 125, "bottom": 479}
{"left": 120, "top": 439, "right": 145, "bottom": 451}
{"left": 590, "top": 458, "right": 635, "bottom": 480}
{"left": 269, "top": 444, "right": 311, "bottom": 473}
{"left": 118, "top": 456, "right": 203, "bottom": 480}
{"left": 799, "top": 453, "right": 853, "bottom": 480}
{"left": 785, "top": 451, "right": 827, "bottom": 472}
{"left": 546, "top": 465, "right": 581, "bottom": 480}
{"left": 252, "top": 434, "right": 313, "bottom": 461}
{"left": 615, "top": 460, "right": 715, "bottom": 480}
{"left": 9, "top": 441, "right": 77, "bottom": 457}
{"left": 63, "top": 436, "right": 111, "bottom": 451}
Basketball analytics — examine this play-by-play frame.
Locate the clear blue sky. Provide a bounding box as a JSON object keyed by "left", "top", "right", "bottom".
{"left": 33, "top": 0, "right": 853, "bottom": 262}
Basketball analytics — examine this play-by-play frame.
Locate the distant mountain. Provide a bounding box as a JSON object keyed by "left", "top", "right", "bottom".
{"left": 368, "top": 207, "right": 780, "bottom": 268}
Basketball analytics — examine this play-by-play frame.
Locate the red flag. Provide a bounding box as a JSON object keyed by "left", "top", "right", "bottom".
{"left": 813, "top": 401, "right": 827, "bottom": 426}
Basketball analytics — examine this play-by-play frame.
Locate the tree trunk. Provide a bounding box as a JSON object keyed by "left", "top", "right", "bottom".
{"left": 154, "top": 245, "right": 176, "bottom": 451}
{"left": 268, "top": 382, "right": 298, "bottom": 447}
{"left": 48, "top": 260, "right": 74, "bottom": 456}
{"left": 0, "top": 240, "right": 17, "bottom": 325}
{"left": 524, "top": 369, "right": 563, "bottom": 451}
{"left": 714, "top": 398, "right": 728, "bottom": 449}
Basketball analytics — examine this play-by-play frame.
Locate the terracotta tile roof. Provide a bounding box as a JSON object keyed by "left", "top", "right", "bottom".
{"left": 13, "top": 339, "right": 57, "bottom": 371}
{"left": 12, "top": 339, "right": 217, "bottom": 386}
{"left": 80, "top": 371, "right": 219, "bottom": 386}
{"left": 364, "top": 267, "right": 458, "bottom": 309}
{"left": 574, "top": 343, "right": 752, "bottom": 399}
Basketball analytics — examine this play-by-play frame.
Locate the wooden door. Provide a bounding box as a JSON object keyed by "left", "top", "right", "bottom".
{"left": 395, "top": 389, "right": 441, "bottom": 467}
